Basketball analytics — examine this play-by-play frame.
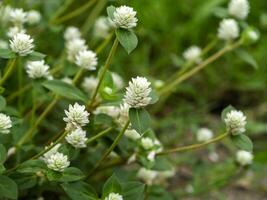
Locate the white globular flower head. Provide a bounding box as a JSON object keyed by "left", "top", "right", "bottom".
{"left": 124, "top": 76, "right": 152, "bottom": 108}
{"left": 46, "top": 152, "right": 70, "bottom": 172}
{"left": 7, "top": 26, "right": 26, "bottom": 38}
{"left": 81, "top": 76, "right": 98, "bottom": 95}
{"left": 104, "top": 193, "right": 123, "bottom": 200}
{"left": 94, "top": 16, "right": 115, "bottom": 38}
{"left": 26, "top": 60, "right": 50, "bottom": 79}
{"left": 141, "top": 137, "right": 154, "bottom": 150}
{"left": 196, "top": 128, "right": 213, "bottom": 142}
{"left": 27, "top": 10, "right": 41, "bottom": 25}
{"left": 63, "top": 103, "right": 90, "bottom": 129}
{"left": 64, "top": 26, "right": 81, "bottom": 41}
{"left": 65, "top": 128, "right": 87, "bottom": 148}
{"left": 236, "top": 150, "right": 253, "bottom": 165}
{"left": 224, "top": 110, "right": 246, "bottom": 135}
{"left": 218, "top": 19, "right": 239, "bottom": 41}
{"left": 228, "top": 0, "right": 249, "bottom": 20}
{"left": 9, "top": 8, "right": 27, "bottom": 26}
{"left": 183, "top": 46, "right": 202, "bottom": 63}
{"left": 75, "top": 50, "right": 98, "bottom": 70}
{"left": 41, "top": 143, "right": 61, "bottom": 162}
{"left": 66, "top": 38, "right": 87, "bottom": 62}
{"left": 111, "top": 72, "right": 124, "bottom": 90}
{"left": 137, "top": 167, "right": 158, "bottom": 185}
{"left": 113, "top": 6, "right": 138, "bottom": 29}
{"left": 10, "top": 33, "right": 34, "bottom": 56}
{"left": 0, "top": 113, "right": 12, "bottom": 134}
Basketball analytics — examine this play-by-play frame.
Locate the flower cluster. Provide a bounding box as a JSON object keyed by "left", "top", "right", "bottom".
{"left": 104, "top": 193, "right": 123, "bottom": 200}
{"left": 10, "top": 32, "right": 34, "bottom": 56}
{"left": 26, "top": 60, "right": 50, "bottom": 79}
{"left": 224, "top": 110, "right": 246, "bottom": 135}
{"left": 196, "top": 128, "right": 213, "bottom": 142}
{"left": 183, "top": 46, "right": 202, "bottom": 63}
{"left": 112, "top": 6, "right": 138, "bottom": 29}
{"left": 65, "top": 128, "right": 87, "bottom": 148}
{"left": 0, "top": 113, "right": 12, "bottom": 134}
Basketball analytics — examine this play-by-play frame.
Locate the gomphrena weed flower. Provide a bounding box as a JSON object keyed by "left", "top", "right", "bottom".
{"left": 217, "top": 19, "right": 239, "bottom": 41}
{"left": 104, "top": 193, "right": 123, "bottom": 200}
{"left": 137, "top": 167, "right": 158, "bottom": 185}
{"left": 81, "top": 76, "right": 98, "bottom": 95}
{"left": 64, "top": 26, "right": 81, "bottom": 41}
{"left": 7, "top": 26, "right": 26, "bottom": 38}
{"left": 66, "top": 38, "right": 87, "bottom": 62}
{"left": 113, "top": 5, "right": 138, "bottom": 29}
{"left": 75, "top": 50, "right": 98, "bottom": 70}
{"left": 26, "top": 60, "right": 50, "bottom": 79}
{"left": 46, "top": 152, "right": 70, "bottom": 172}
{"left": 93, "top": 16, "right": 114, "bottom": 38}
{"left": 196, "top": 128, "right": 213, "bottom": 142}
{"left": 0, "top": 113, "right": 12, "bottom": 134}
{"left": 228, "top": 0, "right": 249, "bottom": 20}
{"left": 10, "top": 32, "right": 34, "bottom": 56}
{"left": 27, "top": 10, "right": 41, "bottom": 25}
{"left": 65, "top": 128, "right": 88, "bottom": 148}
{"left": 124, "top": 76, "right": 152, "bottom": 108}
{"left": 141, "top": 137, "right": 154, "bottom": 150}
{"left": 41, "top": 143, "right": 61, "bottom": 162}
{"left": 9, "top": 8, "right": 27, "bottom": 26}
{"left": 236, "top": 150, "right": 253, "bottom": 165}
{"left": 183, "top": 46, "right": 202, "bottom": 63}
{"left": 224, "top": 110, "right": 246, "bottom": 135}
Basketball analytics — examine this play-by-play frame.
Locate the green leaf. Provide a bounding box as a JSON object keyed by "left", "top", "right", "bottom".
{"left": 221, "top": 105, "right": 235, "bottom": 121}
{"left": 235, "top": 49, "right": 258, "bottom": 69}
{"left": 43, "top": 80, "right": 88, "bottom": 103}
{"left": 0, "top": 49, "right": 16, "bottom": 59}
{"left": 0, "top": 144, "right": 6, "bottom": 164}
{"left": 116, "top": 29, "right": 138, "bottom": 54}
{"left": 17, "top": 160, "right": 47, "bottom": 174}
{"left": 122, "top": 182, "right": 145, "bottom": 200}
{"left": 28, "top": 51, "right": 46, "bottom": 60}
{"left": 0, "top": 175, "right": 18, "bottom": 199}
{"left": 231, "top": 134, "right": 253, "bottom": 151}
{"left": 102, "top": 174, "right": 122, "bottom": 198}
{"left": 61, "top": 181, "right": 98, "bottom": 200}
{"left": 94, "top": 113, "right": 113, "bottom": 126}
{"left": 0, "top": 96, "right": 6, "bottom": 111}
{"left": 0, "top": 164, "right": 5, "bottom": 174}
{"left": 129, "top": 108, "right": 150, "bottom": 134}
{"left": 46, "top": 167, "right": 84, "bottom": 182}
{"left": 107, "top": 5, "right": 116, "bottom": 20}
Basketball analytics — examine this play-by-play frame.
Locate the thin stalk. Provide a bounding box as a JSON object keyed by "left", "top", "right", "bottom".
{"left": 7, "top": 84, "right": 31, "bottom": 102}
{"left": 49, "top": 0, "right": 75, "bottom": 22}
{"left": 30, "top": 84, "right": 36, "bottom": 126}
{"left": 85, "top": 120, "right": 130, "bottom": 179}
{"left": 17, "top": 57, "right": 23, "bottom": 112}
{"left": 72, "top": 68, "right": 84, "bottom": 85}
{"left": 51, "top": 0, "right": 97, "bottom": 24}
{"left": 95, "top": 32, "right": 114, "bottom": 54}
{"left": 88, "top": 38, "right": 119, "bottom": 108}
{"left": 86, "top": 127, "right": 112, "bottom": 144}
{"left": 0, "top": 58, "right": 17, "bottom": 86}
{"left": 157, "top": 132, "right": 229, "bottom": 155}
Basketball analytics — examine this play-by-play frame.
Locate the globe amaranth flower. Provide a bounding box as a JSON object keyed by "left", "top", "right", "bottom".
{"left": 113, "top": 5, "right": 138, "bottom": 29}
{"left": 124, "top": 76, "right": 152, "bottom": 108}
{"left": 41, "top": 143, "right": 62, "bottom": 162}
{"left": 46, "top": 152, "right": 70, "bottom": 172}
{"left": 104, "top": 193, "right": 123, "bottom": 200}
{"left": 111, "top": 72, "right": 124, "bottom": 90}
{"left": 7, "top": 26, "right": 26, "bottom": 38}
{"left": 228, "top": 0, "right": 249, "bottom": 20}
{"left": 81, "top": 76, "right": 98, "bottom": 95}
{"left": 66, "top": 38, "right": 87, "bottom": 62}
{"left": 94, "top": 16, "right": 115, "bottom": 38}
{"left": 218, "top": 19, "right": 239, "bottom": 41}
{"left": 0, "top": 113, "right": 12, "bottom": 134}
{"left": 224, "top": 110, "right": 246, "bottom": 135}
{"left": 236, "top": 150, "right": 253, "bottom": 166}
{"left": 196, "top": 128, "right": 213, "bottom": 142}
{"left": 64, "top": 26, "right": 81, "bottom": 41}
{"left": 10, "top": 32, "right": 34, "bottom": 56}
{"left": 27, "top": 10, "right": 41, "bottom": 25}
{"left": 137, "top": 167, "right": 158, "bottom": 185}
{"left": 75, "top": 50, "right": 98, "bottom": 70}
{"left": 183, "top": 46, "right": 202, "bottom": 63}
{"left": 9, "top": 8, "right": 27, "bottom": 26}
{"left": 26, "top": 60, "right": 50, "bottom": 79}
{"left": 141, "top": 137, "right": 154, "bottom": 150}
{"left": 63, "top": 103, "right": 90, "bottom": 128}
{"left": 65, "top": 128, "right": 88, "bottom": 148}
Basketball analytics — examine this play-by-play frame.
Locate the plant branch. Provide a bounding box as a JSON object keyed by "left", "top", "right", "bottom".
{"left": 0, "top": 58, "right": 17, "bottom": 86}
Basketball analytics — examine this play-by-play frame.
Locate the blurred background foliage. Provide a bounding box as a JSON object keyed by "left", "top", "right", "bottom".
{"left": 2, "top": 0, "right": 267, "bottom": 199}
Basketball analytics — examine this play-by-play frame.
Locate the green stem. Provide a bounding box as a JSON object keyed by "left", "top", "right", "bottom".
{"left": 95, "top": 32, "right": 114, "bottom": 54}
{"left": 7, "top": 84, "right": 31, "bottom": 102}
{"left": 0, "top": 58, "right": 17, "bottom": 86}
{"left": 157, "top": 132, "right": 229, "bottom": 155}
{"left": 72, "top": 68, "right": 84, "bottom": 85}
{"left": 49, "top": 0, "right": 75, "bottom": 22}
{"left": 85, "top": 120, "right": 130, "bottom": 179}
{"left": 30, "top": 84, "right": 36, "bottom": 126}
{"left": 88, "top": 38, "right": 119, "bottom": 108}
{"left": 17, "top": 57, "right": 23, "bottom": 112}
{"left": 86, "top": 127, "right": 112, "bottom": 144}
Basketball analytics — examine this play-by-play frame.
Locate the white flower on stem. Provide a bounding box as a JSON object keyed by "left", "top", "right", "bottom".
{"left": 196, "top": 128, "right": 213, "bottom": 142}
{"left": 46, "top": 152, "right": 70, "bottom": 172}
{"left": 0, "top": 40, "right": 8, "bottom": 49}
{"left": 27, "top": 10, "right": 41, "bottom": 25}
{"left": 94, "top": 106, "right": 120, "bottom": 119}
{"left": 104, "top": 193, "right": 123, "bottom": 200}
{"left": 75, "top": 50, "right": 98, "bottom": 70}
{"left": 9, "top": 8, "right": 27, "bottom": 26}
{"left": 64, "top": 26, "right": 81, "bottom": 41}
{"left": 41, "top": 143, "right": 61, "bottom": 162}
{"left": 141, "top": 137, "right": 154, "bottom": 150}
{"left": 26, "top": 60, "right": 50, "bottom": 79}
{"left": 66, "top": 38, "right": 87, "bottom": 62}
{"left": 63, "top": 103, "right": 90, "bottom": 128}
{"left": 81, "top": 76, "right": 98, "bottom": 95}
{"left": 117, "top": 103, "right": 130, "bottom": 127}
{"left": 10, "top": 33, "right": 34, "bottom": 56}
{"left": 125, "top": 129, "right": 141, "bottom": 140}
{"left": 111, "top": 72, "right": 124, "bottom": 90}
{"left": 183, "top": 46, "right": 202, "bottom": 63}
{"left": 236, "top": 150, "right": 253, "bottom": 165}
{"left": 113, "top": 6, "right": 138, "bottom": 29}
{"left": 65, "top": 128, "right": 87, "bottom": 148}
{"left": 137, "top": 167, "right": 158, "bottom": 185}
{"left": 0, "top": 113, "right": 12, "bottom": 134}
{"left": 7, "top": 26, "right": 26, "bottom": 38}
{"left": 228, "top": 0, "right": 249, "bottom": 20}
{"left": 124, "top": 76, "right": 152, "bottom": 108}
{"left": 218, "top": 19, "right": 239, "bottom": 41}
{"left": 94, "top": 16, "right": 114, "bottom": 38}
{"left": 224, "top": 110, "right": 246, "bottom": 135}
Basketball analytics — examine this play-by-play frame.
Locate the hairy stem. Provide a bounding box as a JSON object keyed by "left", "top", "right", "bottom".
{"left": 86, "top": 127, "right": 112, "bottom": 144}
